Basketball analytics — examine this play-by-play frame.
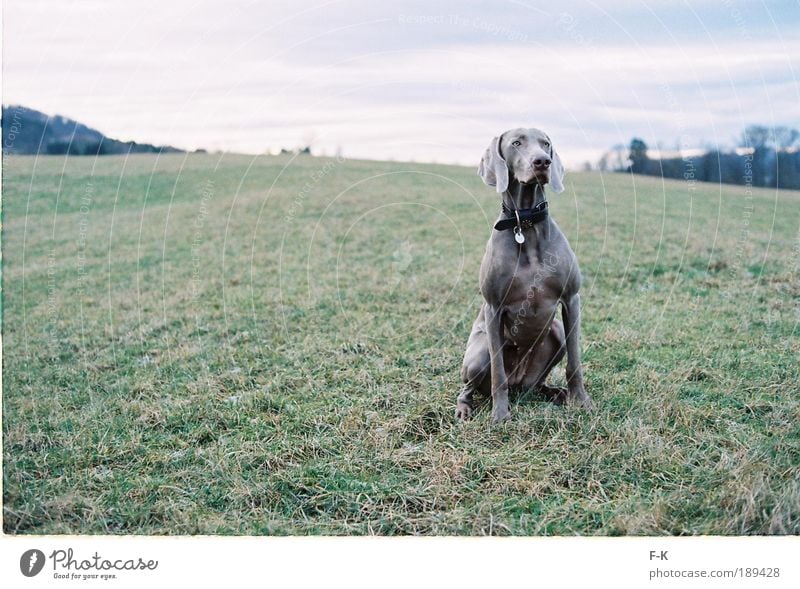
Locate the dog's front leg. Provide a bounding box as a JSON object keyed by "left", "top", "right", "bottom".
{"left": 561, "top": 294, "right": 593, "bottom": 409}
{"left": 485, "top": 304, "right": 511, "bottom": 422}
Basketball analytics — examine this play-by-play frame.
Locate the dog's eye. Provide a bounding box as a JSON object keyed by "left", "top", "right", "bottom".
{"left": 542, "top": 141, "right": 550, "bottom": 149}
{"left": 511, "top": 140, "right": 521, "bottom": 147}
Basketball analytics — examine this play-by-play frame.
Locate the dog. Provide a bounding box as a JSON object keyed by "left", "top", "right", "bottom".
{"left": 456, "top": 128, "right": 593, "bottom": 422}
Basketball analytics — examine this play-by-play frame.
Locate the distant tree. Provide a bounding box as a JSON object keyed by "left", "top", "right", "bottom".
{"left": 701, "top": 150, "right": 743, "bottom": 185}
{"left": 302, "top": 129, "right": 317, "bottom": 148}
{"left": 299, "top": 129, "right": 317, "bottom": 155}
{"left": 741, "top": 125, "right": 800, "bottom": 150}
{"left": 776, "top": 151, "right": 800, "bottom": 189}
{"left": 740, "top": 126, "right": 774, "bottom": 187}
{"left": 609, "top": 144, "right": 627, "bottom": 172}
{"left": 740, "top": 125, "right": 771, "bottom": 150}
{"left": 628, "top": 138, "right": 648, "bottom": 174}
{"left": 772, "top": 126, "right": 800, "bottom": 149}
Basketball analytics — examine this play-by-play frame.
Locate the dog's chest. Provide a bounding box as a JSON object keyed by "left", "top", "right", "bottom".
{"left": 494, "top": 237, "right": 562, "bottom": 291}
{"left": 481, "top": 227, "right": 574, "bottom": 323}
{"left": 495, "top": 258, "right": 561, "bottom": 345}
{"left": 486, "top": 244, "right": 562, "bottom": 313}
{"left": 506, "top": 256, "right": 562, "bottom": 303}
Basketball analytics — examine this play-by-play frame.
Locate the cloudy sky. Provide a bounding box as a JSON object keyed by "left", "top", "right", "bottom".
{"left": 4, "top": 0, "right": 799, "bottom": 166}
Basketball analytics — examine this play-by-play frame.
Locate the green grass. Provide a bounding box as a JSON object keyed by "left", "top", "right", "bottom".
{"left": 3, "top": 152, "right": 799, "bottom": 535}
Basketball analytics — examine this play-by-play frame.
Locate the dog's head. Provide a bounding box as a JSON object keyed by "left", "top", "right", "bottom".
{"left": 478, "top": 128, "right": 565, "bottom": 194}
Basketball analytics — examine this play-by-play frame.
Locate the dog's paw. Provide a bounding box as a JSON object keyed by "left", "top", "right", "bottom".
{"left": 540, "top": 385, "right": 568, "bottom": 405}
{"left": 490, "top": 406, "right": 511, "bottom": 423}
{"left": 567, "top": 390, "right": 594, "bottom": 411}
{"left": 455, "top": 401, "right": 473, "bottom": 421}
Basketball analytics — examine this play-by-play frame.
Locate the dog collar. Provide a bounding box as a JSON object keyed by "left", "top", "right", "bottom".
{"left": 494, "top": 201, "right": 549, "bottom": 232}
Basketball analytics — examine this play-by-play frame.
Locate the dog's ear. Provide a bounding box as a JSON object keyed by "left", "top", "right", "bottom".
{"left": 478, "top": 135, "right": 509, "bottom": 193}
{"left": 549, "top": 142, "right": 565, "bottom": 193}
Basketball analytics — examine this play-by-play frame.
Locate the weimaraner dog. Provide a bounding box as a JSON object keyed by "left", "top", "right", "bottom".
{"left": 456, "top": 128, "right": 593, "bottom": 422}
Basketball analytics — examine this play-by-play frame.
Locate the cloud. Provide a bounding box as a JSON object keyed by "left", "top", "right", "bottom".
{"left": 3, "top": 0, "right": 799, "bottom": 165}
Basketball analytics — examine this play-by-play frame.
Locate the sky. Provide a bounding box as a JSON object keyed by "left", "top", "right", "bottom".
{"left": 3, "top": 0, "right": 800, "bottom": 167}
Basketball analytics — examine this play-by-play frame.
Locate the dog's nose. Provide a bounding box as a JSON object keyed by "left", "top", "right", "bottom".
{"left": 533, "top": 156, "right": 551, "bottom": 169}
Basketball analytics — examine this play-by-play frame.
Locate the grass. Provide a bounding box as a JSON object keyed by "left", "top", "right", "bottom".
{"left": 2, "top": 152, "right": 799, "bottom": 535}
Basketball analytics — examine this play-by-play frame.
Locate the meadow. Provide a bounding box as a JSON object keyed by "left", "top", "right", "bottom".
{"left": 2, "top": 152, "right": 799, "bottom": 535}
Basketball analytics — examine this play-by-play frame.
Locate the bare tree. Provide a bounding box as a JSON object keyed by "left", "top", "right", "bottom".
{"left": 740, "top": 125, "right": 771, "bottom": 149}
{"left": 772, "top": 126, "right": 800, "bottom": 149}
{"left": 740, "top": 125, "right": 799, "bottom": 150}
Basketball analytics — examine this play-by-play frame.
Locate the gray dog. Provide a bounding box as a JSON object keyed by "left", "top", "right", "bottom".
{"left": 456, "top": 128, "right": 593, "bottom": 422}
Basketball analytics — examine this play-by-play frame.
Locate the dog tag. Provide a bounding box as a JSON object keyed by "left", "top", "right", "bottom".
{"left": 514, "top": 228, "right": 525, "bottom": 244}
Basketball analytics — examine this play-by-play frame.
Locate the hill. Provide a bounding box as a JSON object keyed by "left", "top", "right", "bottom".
{"left": 1, "top": 105, "right": 184, "bottom": 155}
{"left": 2, "top": 153, "right": 798, "bottom": 535}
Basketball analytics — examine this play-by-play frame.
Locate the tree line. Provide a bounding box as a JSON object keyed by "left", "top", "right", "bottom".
{"left": 600, "top": 125, "right": 800, "bottom": 190}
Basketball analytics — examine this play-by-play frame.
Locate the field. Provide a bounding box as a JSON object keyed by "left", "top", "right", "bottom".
{"left": 3, "top": 152, "right": 799, "bottom": 535}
